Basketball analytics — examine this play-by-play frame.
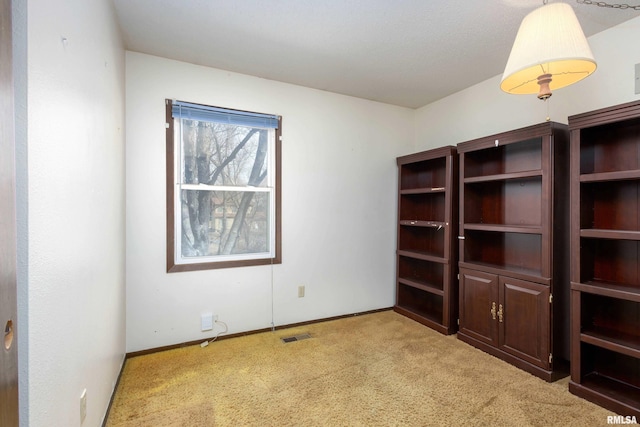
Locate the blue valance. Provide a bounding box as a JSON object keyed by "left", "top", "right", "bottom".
{"left": 172, "top": 101, "right": 279, "bottom": 129}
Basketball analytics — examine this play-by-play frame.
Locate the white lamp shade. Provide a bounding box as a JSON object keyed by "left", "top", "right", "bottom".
{"left": 500, "top": 2, "right": 596, "bottom": 95}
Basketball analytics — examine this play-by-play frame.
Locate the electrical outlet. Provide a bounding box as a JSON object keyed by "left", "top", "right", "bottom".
{"left": 635, "top": 63, "right": 640, "bottom": 95}
{"left": 201, "top": 312, "right": 213, "bottom": 331}
{"left": 80, "top": 388, "right": 87, "bottom": 424}
{"left": 298, "top": 285, "right": 305, "bottom": 298}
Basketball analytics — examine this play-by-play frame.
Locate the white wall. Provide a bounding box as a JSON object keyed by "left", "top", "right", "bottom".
{"left": 414, "top": 16, "right": 640, "bottom": 150}
{"left": 126, "top": 52, "right": 414, "bottom": 352}
{"left": 25, "top": 0, "right": 126, "bottom": 426}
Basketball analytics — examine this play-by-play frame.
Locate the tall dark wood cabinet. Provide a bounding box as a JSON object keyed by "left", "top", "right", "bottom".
{"left": 394, "top": 146, "right": 458, "bottom": 335}
{"left": 456, "top": 122, "right": 570, "bottom": 382}
{"left": 568, "top": 100, "right": 640, "bottom": 417}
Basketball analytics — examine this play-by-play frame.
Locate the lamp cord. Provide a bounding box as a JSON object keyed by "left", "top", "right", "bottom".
{"left": 271, "top": 257, "right": 275, "bottom": 332}
{"left": 576, "top": 0, "right": 640, "bottom": 10}
{"left": 546, "top": 97, "right": 551, "bottom": 122}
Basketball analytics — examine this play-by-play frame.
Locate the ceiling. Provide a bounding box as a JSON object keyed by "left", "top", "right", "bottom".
{"left": 112, "top": 0, "right": 639, "bottom": 109}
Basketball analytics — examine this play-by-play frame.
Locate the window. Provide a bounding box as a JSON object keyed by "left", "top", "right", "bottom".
{"left": 166, "top": 99, "right": 281, "bottom": 272}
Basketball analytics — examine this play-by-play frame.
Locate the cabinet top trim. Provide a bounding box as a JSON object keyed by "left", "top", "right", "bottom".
{"left": 456, "top": 122, "right": 566, "bottom": 153}
{"left": 397, "top": 146, "right": 456, "bottom": 165}
{"left": 568, "top": 100, "right": 640, "bottom": 130}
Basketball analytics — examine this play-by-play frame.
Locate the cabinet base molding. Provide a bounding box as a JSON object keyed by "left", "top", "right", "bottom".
{"left": 457, "top": 331, "right": 568, "bottom": 382}
{"left": 569, "top": 380, "right": 640, "bottom": 418}
{"left": 393, "top": 306, "right": 454, "bottom": 335}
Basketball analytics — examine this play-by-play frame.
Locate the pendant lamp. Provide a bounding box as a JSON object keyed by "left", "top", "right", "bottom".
{"left": 500, "top": 2, "right": 597, "bottom": 100}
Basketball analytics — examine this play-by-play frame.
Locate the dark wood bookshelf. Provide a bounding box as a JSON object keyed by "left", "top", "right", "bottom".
{"left": 569, "top": 99, "right": 640, "bottom": 418}
{"left": 457, "top": 122, "right": 570, "bottom": 382}
{"left": 394, "top": 146, "right": 458, "bottom": 335}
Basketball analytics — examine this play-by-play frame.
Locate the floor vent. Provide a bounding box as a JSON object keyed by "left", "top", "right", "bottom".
{"left": 281, "top": 333, "right": 312, "bottom": 343}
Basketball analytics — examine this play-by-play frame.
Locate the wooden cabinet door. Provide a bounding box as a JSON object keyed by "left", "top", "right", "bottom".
{"left": 498, "top": 276, "right": 550, "bottom": 369}
{"left": 459, "top": 269, "right": 498, "bottom": 346}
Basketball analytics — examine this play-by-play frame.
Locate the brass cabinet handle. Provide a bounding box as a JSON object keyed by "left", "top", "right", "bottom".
{"left": 498, "top": 304, "right": 504, "bottom": 323}
{"left": 490, "top": 302, "right": 497, "bottom": 320}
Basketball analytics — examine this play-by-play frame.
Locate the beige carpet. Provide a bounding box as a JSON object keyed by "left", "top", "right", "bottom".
{"left": 106, "top": 310, "right": 614, "bottom": 426}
